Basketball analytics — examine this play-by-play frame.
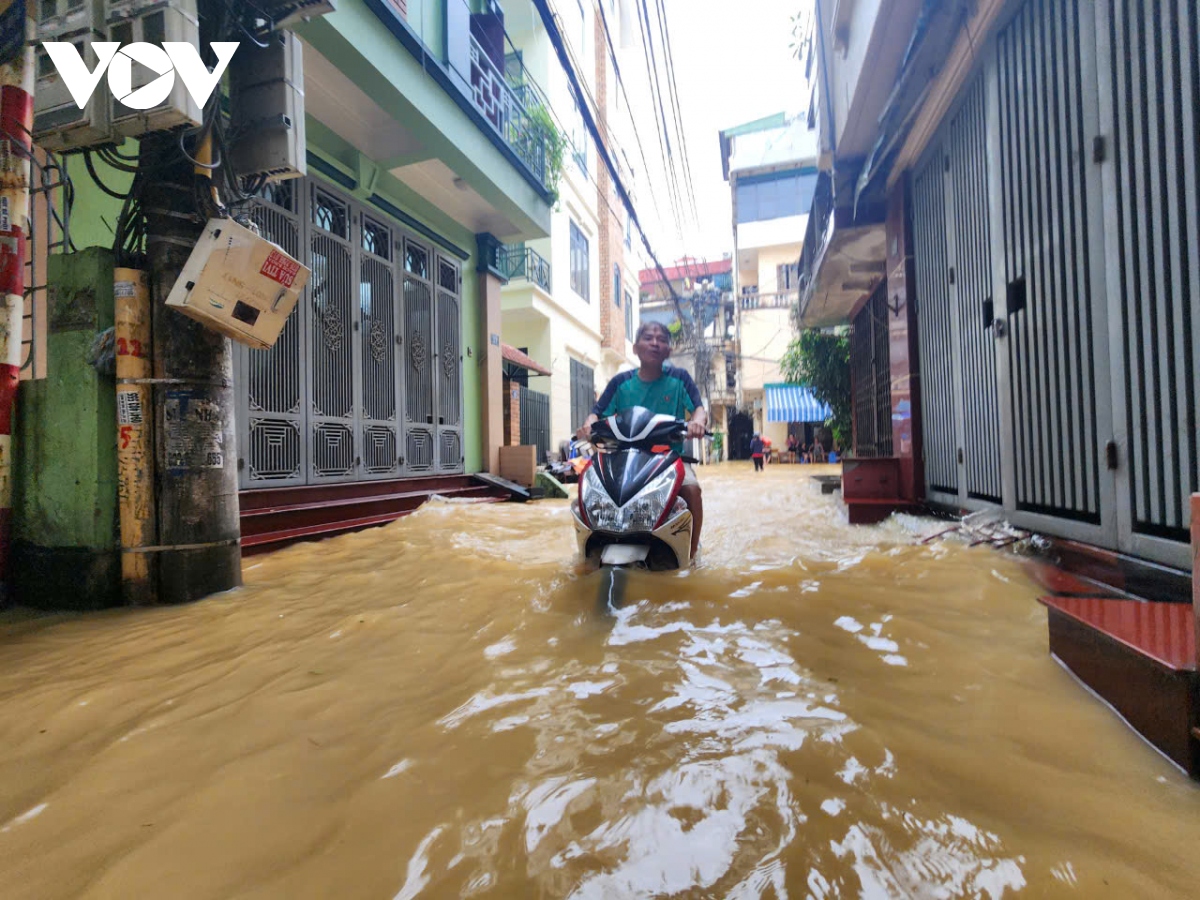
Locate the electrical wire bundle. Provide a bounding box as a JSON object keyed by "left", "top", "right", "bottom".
{"left": 79, "top": 0, "right": 287, "bottom": 266}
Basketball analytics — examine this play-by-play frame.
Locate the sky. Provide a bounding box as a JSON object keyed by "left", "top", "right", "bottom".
{"left": 621, "top": 0, "right": 811, "bottom": 269}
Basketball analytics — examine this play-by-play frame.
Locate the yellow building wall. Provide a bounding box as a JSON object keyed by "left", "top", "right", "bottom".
{"left": 740, "top": 306, "right": 791, "bottom": 391}
{"left": 756, "top": 243, "right": 804, "bottom": 292}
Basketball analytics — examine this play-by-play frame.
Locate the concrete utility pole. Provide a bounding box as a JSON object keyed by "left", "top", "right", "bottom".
{"left": 142, "top": 132, "right": 241, "bottom": 603}
{"left": 0, "top": 1, "right": 34, "bottom": 601}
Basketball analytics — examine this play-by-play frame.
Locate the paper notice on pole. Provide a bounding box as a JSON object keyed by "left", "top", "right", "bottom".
{"left": 117, "top": 388, "right": 143, "bottom": 426}
{"left": 114, "top": 279, "right": 136, "bottom": 299}
{"left": 164, "top": 389, "right": 224, "bottom": 470}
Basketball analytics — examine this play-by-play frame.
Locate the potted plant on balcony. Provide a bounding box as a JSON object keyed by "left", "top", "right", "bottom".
{"left": 517, "top": 104, "right": 566, "bottom": 205}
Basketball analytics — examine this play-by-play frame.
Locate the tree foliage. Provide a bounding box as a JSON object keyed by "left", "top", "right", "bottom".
{"left": 780, "top": 328, "right": 852, "bottom": 449}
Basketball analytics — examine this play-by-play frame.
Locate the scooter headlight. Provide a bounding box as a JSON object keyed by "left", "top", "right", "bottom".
{"left": 619, "top": 471, "right": 678, "bottom": 531}
{"left": 581, "top": 465, "right": 680, "bottom": 533}
{"left": 582, "top": 465, "right": 621, "bottom": 530}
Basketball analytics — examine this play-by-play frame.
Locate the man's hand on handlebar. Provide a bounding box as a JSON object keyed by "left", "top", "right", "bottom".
{"left": 575, "top": 414, "right": 598, "bottom": 444}
{"left": 685, "top": 420, "right": 706, "bottom": 439}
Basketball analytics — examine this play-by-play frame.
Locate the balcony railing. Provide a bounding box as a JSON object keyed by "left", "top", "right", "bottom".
{"left": 499, "top": 243, "right": 551, "bottom": 292}
{"left": 470, "top": 36, "right": 550, "bottom": 187}
{"left": 739, "top": 290, "right": 798, "bottom": 310}
{"left": 797, "top": 171, "right": 834, "bottom": 318}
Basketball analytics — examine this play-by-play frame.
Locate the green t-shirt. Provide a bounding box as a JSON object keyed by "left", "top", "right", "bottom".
{"left": 592, "top": 366, "right": 701, "bottom": 454}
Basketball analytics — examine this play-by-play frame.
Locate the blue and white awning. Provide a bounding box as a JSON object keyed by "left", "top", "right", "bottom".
{"left": 764, "top": 383, "right": 832, "bottom": 423}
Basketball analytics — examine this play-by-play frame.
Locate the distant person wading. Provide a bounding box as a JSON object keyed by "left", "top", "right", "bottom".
{"left": 750, "top": 433, "right": 765, "bottom": 472}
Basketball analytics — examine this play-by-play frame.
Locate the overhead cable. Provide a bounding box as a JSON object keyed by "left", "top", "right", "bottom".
{"left": 531, "top": 0, "right": 687, "bottom": 321}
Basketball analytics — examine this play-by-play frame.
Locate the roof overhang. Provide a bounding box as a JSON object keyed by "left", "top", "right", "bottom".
{"left": 501, "top": 342, "right": 552, "bottom": 376}
{"left": 797, "top": 221, "right": 887, "bottom": 328}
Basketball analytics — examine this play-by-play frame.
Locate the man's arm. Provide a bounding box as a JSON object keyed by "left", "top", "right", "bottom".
{"left": 578, "top": 372, "right": 629, "bottom": 441}
{"left": 680, "top": 369, "right": 707, "bottom": 437}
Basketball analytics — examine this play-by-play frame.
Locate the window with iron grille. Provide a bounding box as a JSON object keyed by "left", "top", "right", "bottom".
{"left": 570, "top": 358, "right": 595, "bottom": 432}
{"left": 850, "top": 282, "right": 893, "bottom": 458}
{"left": 624, "top": 290, "right": 634, "bottom": 341}
{"left": 614, "top": 265, "right": 621, "bottom": 306}
{"left": 776, "top": 262, "right": 801, "bottom": 290}
{"left": 570, "top": 220, "right": 590, "bottom": 301}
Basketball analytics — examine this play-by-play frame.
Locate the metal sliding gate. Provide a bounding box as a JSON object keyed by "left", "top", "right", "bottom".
{"left": 1097, "top": 0, "right": 1200, "bottom": 558}
{"left": 518, "top": 385, "right": 551, "bottom": 463}
{"left": 234, "top": 177, "right": 465, "bottom": 489}
{"left": 850, "top": 281, "right": 893, "bottom": 458}
{"left": 997, "top": 0, "right": 1106, "bottom": 525}
{"left": 907, "top": 0, "right": 1199, "bottom": 566}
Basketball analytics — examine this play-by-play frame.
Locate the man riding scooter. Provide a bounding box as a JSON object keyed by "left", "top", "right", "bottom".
{"left": 576, "top": 321, "right": 708, "bottom": 562}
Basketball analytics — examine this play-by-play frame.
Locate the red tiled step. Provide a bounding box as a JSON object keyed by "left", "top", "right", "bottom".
{"left": 239, "top": 475, "right": 509, "bottom": 555}
{"left": 1039, "top": 596, "right": 1198, "bottom": 776}
{"left": 1040, "top": 596, "right": 1195, "bottom": 672}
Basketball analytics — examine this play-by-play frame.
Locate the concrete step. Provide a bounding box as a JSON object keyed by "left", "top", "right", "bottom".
{"left": 1039, "top": 595, "right": 1198, "bottom": 777}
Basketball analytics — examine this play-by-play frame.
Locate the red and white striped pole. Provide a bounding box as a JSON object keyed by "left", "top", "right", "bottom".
{"left": 0, "top": 1, "right": 34, "bottom": 600}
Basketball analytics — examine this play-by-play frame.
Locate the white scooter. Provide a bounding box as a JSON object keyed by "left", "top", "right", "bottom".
{"left": 570, "top": 407, "right": 698, "bottom": 607}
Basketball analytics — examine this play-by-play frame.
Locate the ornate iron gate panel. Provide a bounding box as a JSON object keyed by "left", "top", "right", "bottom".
{"left": 237, "top": 181, "right": 307, "bottom": 487}
{"left": 911, "top": 149, "right": 959, "bottom": 497}
{"left": 436, "top": 257, "right": 464, "bottom": 472}
{"left": 519, "top": 385, "right": 551, "bottom": 463}
{"left": 403, "top": 238, "right": 436, "bottom": 474}
{"left": 359, "top": 213, "right": 402, "bottom": 480}
{"left": 309, "top": 185, "right": 357, "bottom": 481}
{"left": 947, "top": 76, "right": 1003, "bottom": 503}
{"left": 997, "top": 0, "right": 1103, "bottom": 523}
{"left": 235, "top": 176, "right": 465, "bottom": 488}
{"left": 1100, "top": 0, "right": 1199, "bottom": 547}
{"left": 850, "top": 281, "right": 893, "bottom": 458}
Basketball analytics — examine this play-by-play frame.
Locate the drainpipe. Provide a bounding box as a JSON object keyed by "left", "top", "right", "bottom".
{"left": 0, "top": 9, "right": 34, "bottom": 601}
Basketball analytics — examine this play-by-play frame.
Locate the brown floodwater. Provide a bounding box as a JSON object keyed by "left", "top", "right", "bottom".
{"left": 1, "top": 463, "right": 1197, "bottom": 899}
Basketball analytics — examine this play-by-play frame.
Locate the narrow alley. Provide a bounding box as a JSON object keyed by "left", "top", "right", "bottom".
{"left": 1, "top": 465, "right": 1196, "bottom": 898}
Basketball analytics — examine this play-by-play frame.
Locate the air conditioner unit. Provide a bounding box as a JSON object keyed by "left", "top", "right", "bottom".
{"left": 37, "top": 0, "right": 107, "bottom": 37}
{"left": 165, "top": 217, "right": 310, "bottom": 350}
{"left": 33, "top": 35, "right": 116, "bottom": 151}
{"left": 104, "top": 0, "right": 202, "bottom": 137}
{"left": 228, "top": 30, "right": 305, "bottom": 181}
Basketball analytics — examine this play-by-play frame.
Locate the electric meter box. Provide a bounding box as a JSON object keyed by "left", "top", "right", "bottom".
{"left": 165, "top": 218, "right": 310, "bottom": 350}
{"left": 105, "top": 0, "right": 202, "bottom": 136}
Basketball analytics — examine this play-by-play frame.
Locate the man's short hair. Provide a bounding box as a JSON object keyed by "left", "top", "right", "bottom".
{"left": 635, "top": 320, "right": 671, "bottom": 343}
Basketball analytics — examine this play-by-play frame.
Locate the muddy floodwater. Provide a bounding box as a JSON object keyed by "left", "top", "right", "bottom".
{"left": 1, "top": 463, "right": 1198, "bottom": 898}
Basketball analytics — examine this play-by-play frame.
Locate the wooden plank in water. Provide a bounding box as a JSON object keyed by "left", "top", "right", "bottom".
{"left": 473, "top": 472, "right": 531, "bottom": 502}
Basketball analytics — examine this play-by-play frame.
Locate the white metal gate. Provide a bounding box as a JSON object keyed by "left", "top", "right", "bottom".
{"left": 907, "top": 0, "right": 1199, "bottom": 567}
{"left": 1096, "top": 0, "right": 1200, "bottom": 565}
{"left": 234, "top": 177, "right": 465, "bottom": 489}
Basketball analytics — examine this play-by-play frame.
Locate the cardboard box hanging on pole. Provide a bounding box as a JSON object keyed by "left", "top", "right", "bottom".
{"left": 164, "top": 217, "right": 309, "bottom": 349}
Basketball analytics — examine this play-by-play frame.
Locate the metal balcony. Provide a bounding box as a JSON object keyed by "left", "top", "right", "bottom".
{"left": 469, "top": 36, "right": 551, "bottom": 187}
{"left": 499, "top": 243, "right": 551, "bottom": 292}
{"left": 739, "top": 290, "right": 797, "bottom": 310}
